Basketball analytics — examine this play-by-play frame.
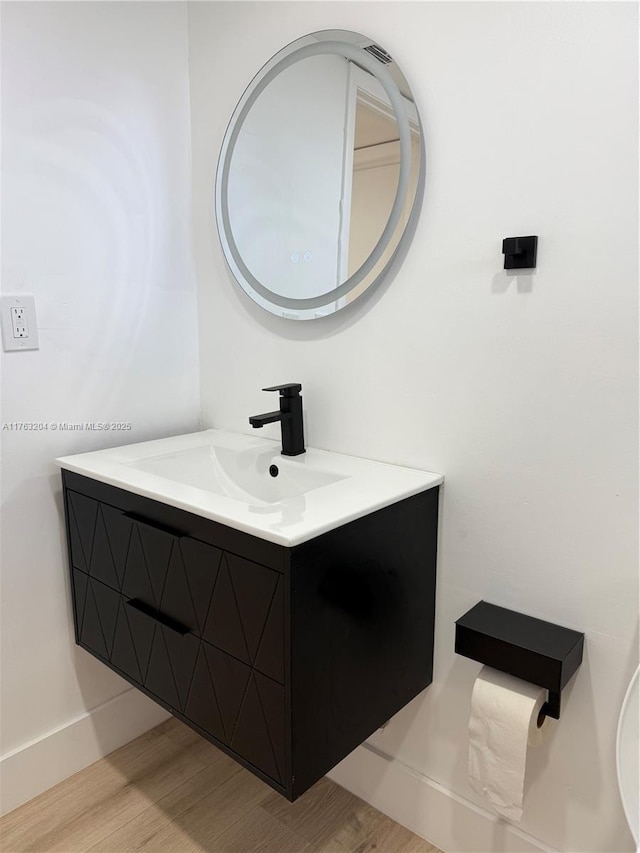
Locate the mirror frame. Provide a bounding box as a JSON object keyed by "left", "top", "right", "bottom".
{"left": 215, "top": 33, "right": 425, "bottom": 320}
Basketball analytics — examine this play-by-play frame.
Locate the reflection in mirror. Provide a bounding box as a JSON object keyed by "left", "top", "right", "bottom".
{"left": 346, "top": 65, "right": 421, "bottom": 305}
{"left": 228, "top": 54, "right": 348, "bottom": 301}
{"left": 216, "top": 31, "right": 424, "bottom": 320}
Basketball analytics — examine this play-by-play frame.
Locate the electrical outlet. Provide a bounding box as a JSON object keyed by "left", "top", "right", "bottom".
{"left": 1, "top": 295, "right": 39, "bottom": 351}
{"left": 11, "top": 307, "right": 28, "bottom": 338}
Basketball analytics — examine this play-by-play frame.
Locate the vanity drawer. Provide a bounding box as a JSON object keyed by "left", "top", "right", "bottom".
{"left": 66, "top": 490, "right": 285, "bottom": 684}
{"left": 72, "top": 566, "right": 285, "bottom": 785}
{"left": 128, "top": 607, "right": 285, "bottom": 784}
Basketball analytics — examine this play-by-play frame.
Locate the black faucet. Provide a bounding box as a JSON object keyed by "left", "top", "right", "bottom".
{"left": 249, "top": 383, "right": 305, "bottom": 456}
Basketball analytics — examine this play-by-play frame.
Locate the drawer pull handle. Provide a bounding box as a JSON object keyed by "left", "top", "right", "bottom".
{"left": 123, "top": 512, "right": 183, "bottom": 538}
{"left": 125, "top": 598, "right": 190, "bottom": 636}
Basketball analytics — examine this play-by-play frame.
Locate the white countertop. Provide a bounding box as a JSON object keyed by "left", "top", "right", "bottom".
{"left": 56, "top": 429, "right": 443, "bottom": 546}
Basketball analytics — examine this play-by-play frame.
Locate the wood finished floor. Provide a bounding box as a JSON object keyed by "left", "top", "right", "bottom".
{"left": 0, "top": 718, "right": 442, "bottom": 853}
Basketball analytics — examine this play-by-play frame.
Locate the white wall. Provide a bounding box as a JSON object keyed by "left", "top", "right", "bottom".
{"left": 188, "top": 3, "right": 638, "bottom": 852}
{"left": 1, "top": 2, "right": 200, "bottom": 812}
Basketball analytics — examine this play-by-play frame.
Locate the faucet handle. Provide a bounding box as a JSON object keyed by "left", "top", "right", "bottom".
{"left": 262, "top": 383, "right": 302, "bottom": 397}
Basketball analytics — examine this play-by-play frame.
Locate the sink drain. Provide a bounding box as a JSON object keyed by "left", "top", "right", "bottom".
{"left": 269, "top": 464, "right": 279, "bottom": 478}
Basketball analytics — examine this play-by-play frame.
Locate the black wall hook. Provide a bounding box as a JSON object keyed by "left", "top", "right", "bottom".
{"left": 502, "top": 235, "right": 538, "bottom": 269}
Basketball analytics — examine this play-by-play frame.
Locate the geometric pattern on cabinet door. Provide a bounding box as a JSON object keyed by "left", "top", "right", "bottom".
{"left": 182, "top": 640, "right": 285, "bottom": 785}
{"left": 67, "top": 493, "right": 133, "bottom": 590}
{"left": 67, "top": 496, "right": 278, "bottom": 679}
{"left": 110, "top": 597, "right": 156, "bottom": 685}
{"left": 94, "top": 503, "right": 132, "bottom": 589}
{"left": 145, "top": 626, "right": 200, "bottom": 714}
{"left": 230, "top": 669, "right": 286, "bottom": 785}
{"left": 121, "top": 525, "right": 222, "bottom": 638}
{"left": 111, "top": 598, "right": 203, "bottom": 716}
{"left": 67, "top": 492, "right": 99, "bottom": 574}
{"left": 202, "top": 553, "right": 284, "bottom": 681}
{"left": 184, "top": 641, "right": 251, "bottom": 745}
{"left": 121, "top": 521, "right": 174, "bottom": 610}
{"left": 158, "top": 538, "right": 222, "bottom": 637}
{"left": 72, "top": 569, "right": 88, "bottom": 639}
{"left": 73, "top": 569, "right": 120, "bottom": 661}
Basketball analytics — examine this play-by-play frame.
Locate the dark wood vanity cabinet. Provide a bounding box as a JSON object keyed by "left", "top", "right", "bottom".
{"left": 62, "top": 470, "right": 439, "bottom": 800}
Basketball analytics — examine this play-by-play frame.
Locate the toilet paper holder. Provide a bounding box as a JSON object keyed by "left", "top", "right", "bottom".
{"left": 455, "top": 601, "right": 584, "bottom": 720}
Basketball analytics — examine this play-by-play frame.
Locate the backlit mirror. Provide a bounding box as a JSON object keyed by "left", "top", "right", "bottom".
{"left": 215, "top": 30, "right": 424, "bottom": 320}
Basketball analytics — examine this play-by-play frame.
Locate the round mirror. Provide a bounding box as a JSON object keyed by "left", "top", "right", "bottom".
{"left": 215, "top": 30, "right": 424, "bottom": 320}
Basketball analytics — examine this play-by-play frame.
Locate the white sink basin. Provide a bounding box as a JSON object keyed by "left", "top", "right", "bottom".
{"left": 56, "top": 429, "right": 442, "bottom": 546}
{"left": 128, "top": 442, "right": 348, "bottom": 504}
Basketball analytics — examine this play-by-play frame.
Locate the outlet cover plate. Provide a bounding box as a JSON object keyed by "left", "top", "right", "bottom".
{"left": 1, "top": 295, "right": 39, "bottom": 351}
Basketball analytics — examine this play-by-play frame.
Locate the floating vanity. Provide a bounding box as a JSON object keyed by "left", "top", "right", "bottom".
{"left": 57, "top": 430, "right": 442, "bottom": 800}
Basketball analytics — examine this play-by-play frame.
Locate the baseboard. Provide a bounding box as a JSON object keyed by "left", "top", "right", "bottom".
{"left": 0, "top": 688, "right": 170, "bottom": 816}
{"left": 327, "top": 742, "right": 555, "bottom": 853}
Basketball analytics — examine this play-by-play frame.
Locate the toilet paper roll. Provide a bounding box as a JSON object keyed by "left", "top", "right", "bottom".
{"left": 468, "top": 666, "right": 549, "bottom": 822}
